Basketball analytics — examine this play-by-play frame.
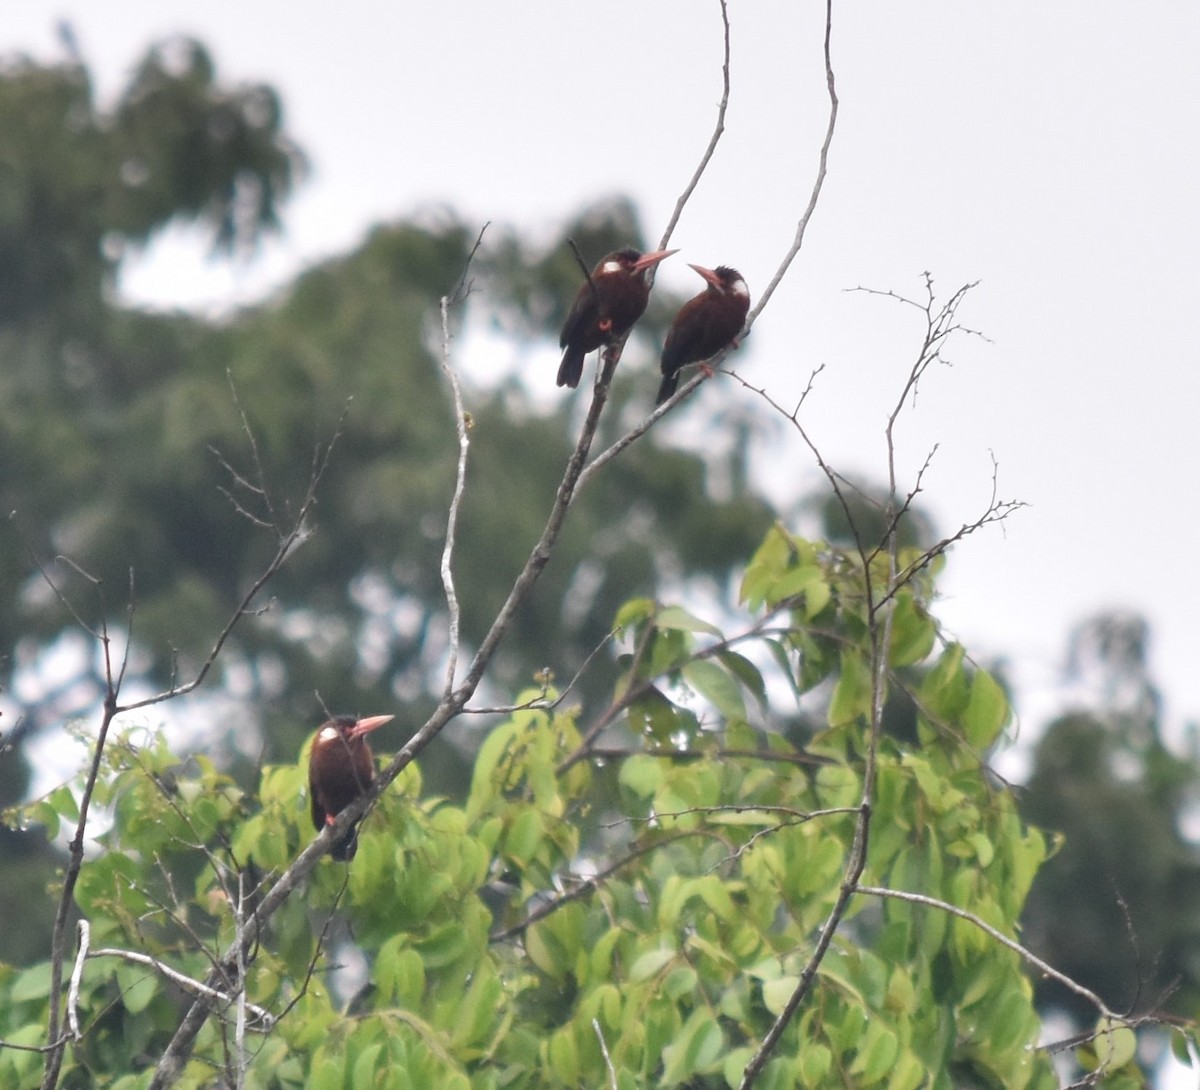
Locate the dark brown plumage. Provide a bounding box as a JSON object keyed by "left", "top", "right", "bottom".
{"left": 656, "top": 264, "right": 750, "bottom": 405}
{"left": 557, "top": 247, "right": 677, "bottom": 388}
{"left": 308, "top": 714, "right": 394, "bottom": 861}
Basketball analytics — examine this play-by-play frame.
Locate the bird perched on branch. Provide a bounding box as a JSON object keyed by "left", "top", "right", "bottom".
{"left": 308, "top": 714, "right": 394, "bottom": 861}
{"left": 557, "top": 246, "right": 678, "bottom": 388}
{"left": 656, "top": 264, "right": 750, "bottom": 405}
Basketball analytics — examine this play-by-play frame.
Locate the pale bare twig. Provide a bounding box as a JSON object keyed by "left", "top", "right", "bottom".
{"left": 438, "top": 223, "right": 489, "bottom": 696}
{"left": 856, "top": 885, "right": 1118, "bottom": 1020}
{"left": 744, "top": 4, "right": 838, "bottom": 330}
{"left": 489, "top": 830, "right": 703, "bottom": 944}
{"left": 657, "top": 0, "right": 732, "bottom": 253}
{"left": 67, "top": 922, "right": 88, "bottom": 1042}
{"left": 594, "top": 1020, "right": 618, "bottom": 1090}
{"left": 85, "top": 942, "right": 274, "bottom": 1027}
{"left": 149, "top": 255, "right": 646, "bottom": 1089}
{"left": 38, "top": 408, "right": 344, "bottom": 1090}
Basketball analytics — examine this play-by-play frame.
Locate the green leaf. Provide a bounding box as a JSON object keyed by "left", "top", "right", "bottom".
{"left": 619, "top": 754, "right": 664, "bottom": 799}
{"left": 1093, "top": 1018, "right": 1137, "bottom": 1071}
{"left": 920, "top": 642, "right": 969, "bottom": 720}
{"left": 888, "top": 592, "right": 936, "bottom": 666}
{"left": 614, "top": 597, "right": 656, "bottom": 631}
{"left": 724, "top": 1047, "right": 754, "bottom": 1088}
{"left": 682, "top": 659, "right": 746, "bottom": 720}
{"left": 798, "top": 1042, "right": 832, "bottom": 1087}
{"left": 630, "top": 948, "right": 675, "bottom": 982}
{"left": 352, "top": 1044, "right": 383, "bottom": 1089}
{"left": 627, "top": 686, "right": 683, "bottom": 743}
{"left": 9, "top": 961, "right": 52, "bottom": 1002}
{"left": 505, "top": 808, "right": 545, "bottom": 865}
{"left": 716, "top": 649, "right": 768, "bottom": 709}
{"left": 962, "top": 667, "right": 1010, "bottom": 748}
{"left": 116, "top": 962, "right": 159, "bottom": 1014}
{"left": 655, "top": 605, "right": 723, "bottom": 637}
{"left": 888, "top": 1049, "right": 925, "bottom": 1090}
{"left": 762, "top": 975, "right": 799, "bottom": 1015}
{"left": 662, "top": 1011, "right": 724, "bottom": 1084}
{"left": 547, "top": 1026, "right": 579, "bottom": 1084}
{"left": 310, "top": 1057, "right": 343, "bottom": 1090}
{"left": 848, "top": 1021, "right": 899, "bottom": 1083}
{"left": 828, "top": 648, "right": 872, "bottom": 727}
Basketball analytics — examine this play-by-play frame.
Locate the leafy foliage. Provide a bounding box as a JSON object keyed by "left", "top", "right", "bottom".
{"left": 3, "top": 525, "right": 1174, "bottom": 1088}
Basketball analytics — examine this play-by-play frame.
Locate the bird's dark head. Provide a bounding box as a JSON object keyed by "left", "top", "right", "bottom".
{"left": 601, "top": 247, "right": 678, "bottom": 276}
{"left": 320, "top": 714, "right": 395, "bottom": 742}
{"left": 690, "top": 264, "right": 749, "bottom": 298}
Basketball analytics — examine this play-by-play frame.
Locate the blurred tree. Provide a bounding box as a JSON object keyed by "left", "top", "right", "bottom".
{"left": 1020, "top": 612, "right": 1200, "bottom": 1031}
{"left": 0, "top": 43, "right": 776, "bottom": 966}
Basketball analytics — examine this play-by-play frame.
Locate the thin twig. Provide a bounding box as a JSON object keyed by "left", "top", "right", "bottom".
{"left": 149, "top": 268, "right": 643, "bottom": 1090}
{"left": 657, "top": 0, "right": 732, "bottom": 252}
{"left": 489, "top": 831, "right": 702, "bottom": 944}
{"left": 856, "top": 885, "right": 1118, "bottom": 1021}
{"left": 118, "top": 410, "right": 346, "bottom": 714}
{"left": 567, "top": 238, "right": 599, "bottom": 304}
{"left": 437, "top": 223, "right": 488, "bottom": 696}
{"left": 86, "top": 946, "right": 274, "bottom": 1027}
{"left": 743, "top": 1, "right": 838, "bottom": 331}
{"left": 67, "top": 921, "right": 88, "bottom": 1042}
{"left": 594, "top": 1019, "right": 618, "bottom": 1090}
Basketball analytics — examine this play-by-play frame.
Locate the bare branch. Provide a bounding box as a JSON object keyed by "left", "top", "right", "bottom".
{"left": 856, "top": 885, "right": 1119, "bottom": 1021}
{"left": 118, "top": 408, "right": 346, "bottom": 714}
{"left": 86, "top": 945, "right": 275, "bottom": 1028}
{"left": 489, "top": 831, "right": 702, "bottom": 944}
{"left": 593, "top": 1019, "right": 618, "bottom": 1090}
{"left": 567, "top": 237, "right": 600, "bottom": 304}
{"left": 743, "top": 0, "right": 839, "bottom": 330}
{"left": 657, "top": 0, "right": 732, "bottom": 251}
{"left": 437, "top": 223, "right": 489, "bottom": 697}
{"left": 67, "top": 921, "right": 88, "bottom": 1042}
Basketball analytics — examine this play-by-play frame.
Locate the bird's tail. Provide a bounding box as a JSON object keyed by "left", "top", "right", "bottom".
{"left": 655, "top": 372, "right": 679, "bottom": 406}
{"left": 557, "top": 345, "right": 585, "bottom": 388}
{"left": 331, "top": 821, "right": 360, "bottom": 862}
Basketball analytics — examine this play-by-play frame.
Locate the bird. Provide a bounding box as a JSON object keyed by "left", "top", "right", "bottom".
{"left": 308, "top": 713, "right": 394, "bottom": 861}
{"left": 656, "top": 264, "right": 750, "bottom": 405}
{"left": 557, "top": 246, "right": 678, "bottom": 388}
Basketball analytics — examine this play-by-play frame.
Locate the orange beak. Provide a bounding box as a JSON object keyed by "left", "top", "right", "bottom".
{"left": 688, "top": 263, "right": 722, "bottom": 289}
{"left": 632, "top": 248, "right": 678, "bottom": 272}
{"left": 348, "top": 714, "right": 395, "bottom": 738}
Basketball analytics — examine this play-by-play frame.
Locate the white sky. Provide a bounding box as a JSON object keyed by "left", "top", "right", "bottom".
{"left": 6, "top": 3, "right": 1199, "bottom": 743}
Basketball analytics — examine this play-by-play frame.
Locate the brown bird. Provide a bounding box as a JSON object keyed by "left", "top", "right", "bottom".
{"left": 308, "top": 714, "right": 394, "bottom": 861}
{"left": 656, "top": 264, "right": 750, "bottom": 405}
{"left": 557, "top": 247, "right": 678, "bottom": 388}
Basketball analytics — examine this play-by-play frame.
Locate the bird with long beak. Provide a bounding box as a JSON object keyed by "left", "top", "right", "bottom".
{"left": 656, "top": 264, "right": 750, "bottom": 405}
{"left": 308, "top": 714, "right": 394, "bottom": 861}
{"left": 557, "top": 247, "right": 678, "bottom": 388}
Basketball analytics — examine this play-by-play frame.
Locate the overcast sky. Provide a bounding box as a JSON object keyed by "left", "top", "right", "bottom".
{"left": 7, "top": 1, "right": 1200, "bottom": 744}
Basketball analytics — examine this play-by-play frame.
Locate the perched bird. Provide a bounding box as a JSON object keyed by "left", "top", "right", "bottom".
{"left": 557, "top": 247, "right": 678, "bottom": 388}
{"left": 656, "top": 264, "right": 750, "bottom": 405}
{"left": 308, "top": 714, "right": 394, "bottom": 861}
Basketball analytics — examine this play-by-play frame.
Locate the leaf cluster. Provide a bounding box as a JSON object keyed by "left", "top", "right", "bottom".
{"left": 4, "top": 524, "right": 1174, "bottom": 1088}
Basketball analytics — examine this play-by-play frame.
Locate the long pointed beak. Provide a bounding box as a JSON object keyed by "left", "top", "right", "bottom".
{"left": 687, "top": 263, "right": 722, "bottom": 289}
{"left": 632, "top": 248, "right": 678, "bottom": 272}
{"left": 349, "top": 714, "right": 395, "bottom": 738}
